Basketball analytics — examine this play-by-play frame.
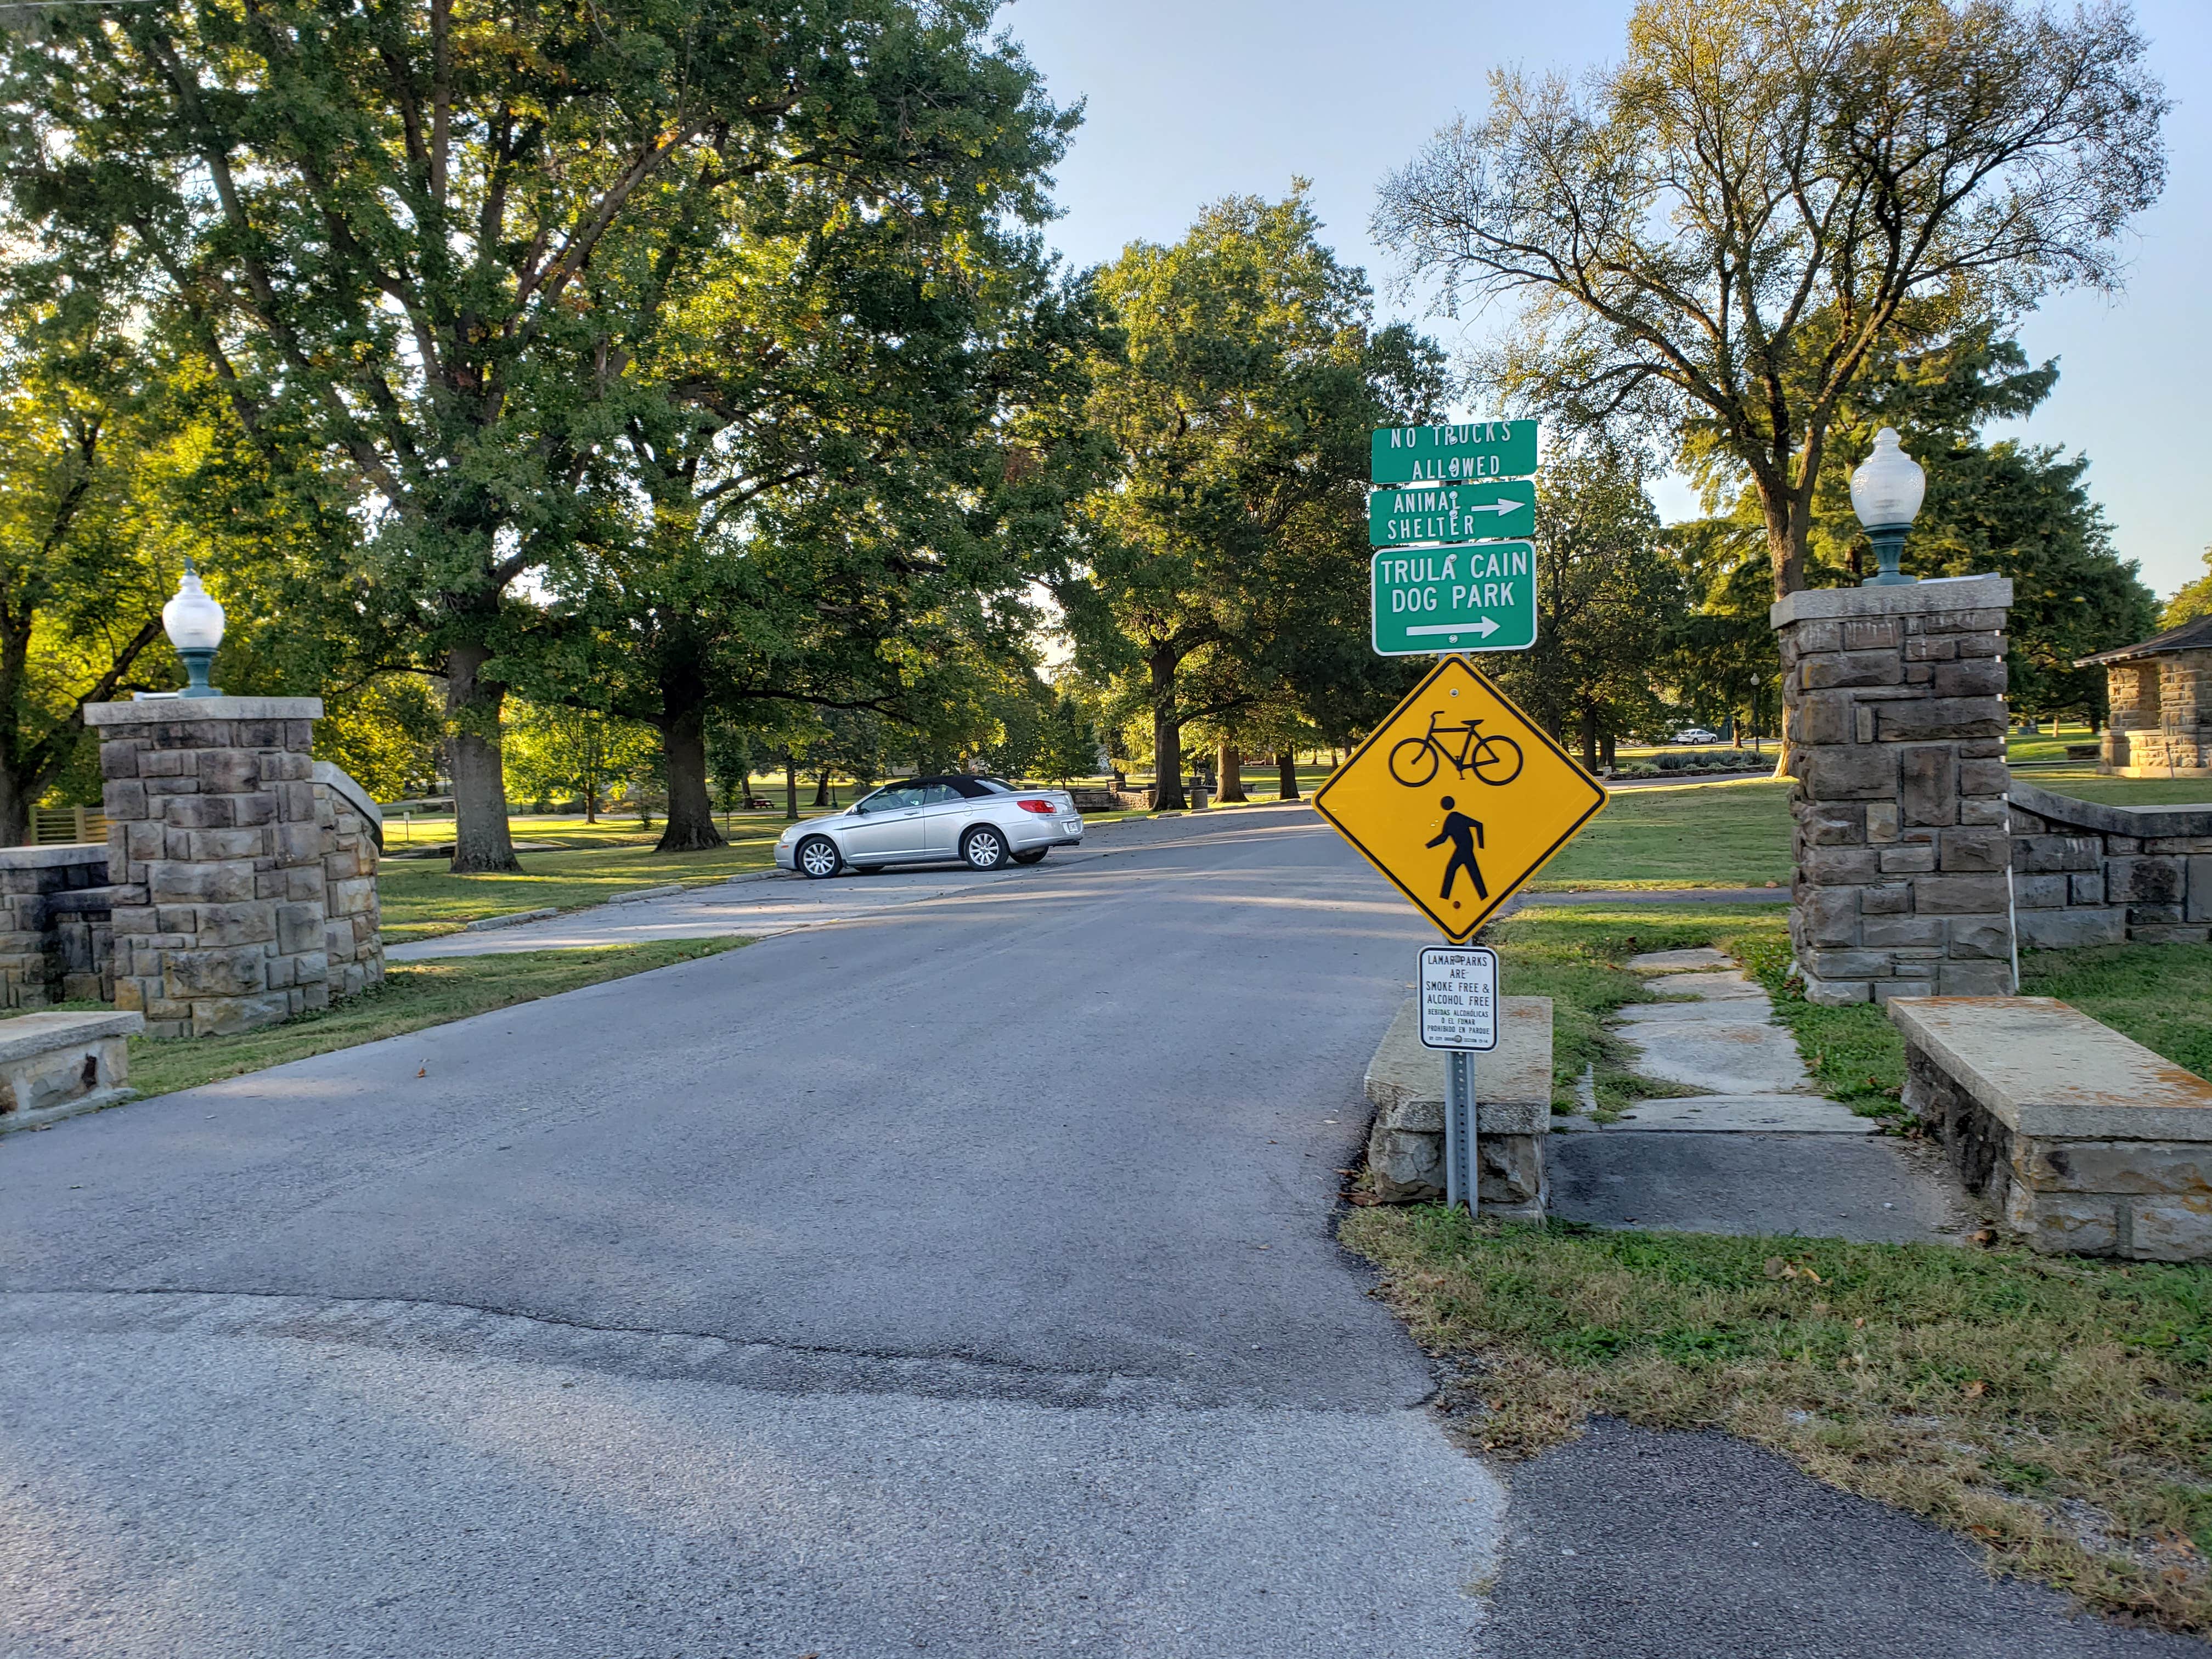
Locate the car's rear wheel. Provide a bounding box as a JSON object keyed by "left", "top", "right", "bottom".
{"left": 1011, "top": 848, "right": 1047, "bottom": 865}
{"left": 796, "top": 834, "right": 842, "bottom": 879}
{"left": 961, "top": 825, "right": 1009, "bottom": 871}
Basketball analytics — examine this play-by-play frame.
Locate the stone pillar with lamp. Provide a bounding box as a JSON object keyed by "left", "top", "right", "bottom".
{"left": 83, "top": 561, "right": 383, "bottom": 1038}
{"left": 1773, "top": 428, "right": 2019, "bottom": 1004}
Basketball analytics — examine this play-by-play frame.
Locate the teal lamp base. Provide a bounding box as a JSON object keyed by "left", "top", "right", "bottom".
{"left": 1861, "top": 526, "right": 1915, "bottom": 587}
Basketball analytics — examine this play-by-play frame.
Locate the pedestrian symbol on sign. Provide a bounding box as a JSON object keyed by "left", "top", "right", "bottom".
{"left": 1426, "top": 797, "right": 1487, "bottom": 906}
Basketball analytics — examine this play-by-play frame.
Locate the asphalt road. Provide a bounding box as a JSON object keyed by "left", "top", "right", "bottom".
{"left": 2, "top": 805, "right": 2195, "bottom": 1656}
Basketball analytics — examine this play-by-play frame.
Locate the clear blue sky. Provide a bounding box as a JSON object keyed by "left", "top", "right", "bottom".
{"left": 998, "top": 0, "right": 2211, "bottom": 604}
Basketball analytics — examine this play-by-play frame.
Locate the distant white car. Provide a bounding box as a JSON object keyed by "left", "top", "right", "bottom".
{"left": 1672, "top": 727, "right": 1721, "bottom": 745}
{"left": 774, "top": 775, "right": 1084, "bottom": 878}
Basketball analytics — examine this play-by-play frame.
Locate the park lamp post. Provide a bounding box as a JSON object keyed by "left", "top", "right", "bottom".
{"left": 1849, "top": 427, "right": 1925, "bottom": 587}
{"left": 161, "top": 557, "right": 225, "bottom": 697}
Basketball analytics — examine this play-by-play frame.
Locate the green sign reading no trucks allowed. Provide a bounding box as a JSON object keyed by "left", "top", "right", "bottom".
{"left": 1369, "top": 420, "right": 1538, "bottom": 485}
{"left": 1372, "top": 540, "right": 1538, "bottom": 655}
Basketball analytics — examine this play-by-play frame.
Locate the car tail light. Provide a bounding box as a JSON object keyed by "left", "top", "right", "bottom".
{"left": 1017, "top": 798, "right": 1057, "bottom": 814}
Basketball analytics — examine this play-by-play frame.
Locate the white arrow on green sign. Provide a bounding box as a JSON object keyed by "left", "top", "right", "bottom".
{"left": 1370, "top": 479, "right": 1536, "bottom": 548}
{"left": 1372, "top": 540, "right": 1538, "bottom": 655}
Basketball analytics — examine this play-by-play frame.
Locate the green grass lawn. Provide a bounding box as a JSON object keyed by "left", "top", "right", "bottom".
{"left": 1530, "top": 778, "right": 1794, "bottom": 889}
{"left": 122, "top": 937, "right": 748, "bottom": 1098}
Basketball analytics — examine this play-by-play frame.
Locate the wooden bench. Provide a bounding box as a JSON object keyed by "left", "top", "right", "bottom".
{"left": 1363, "top": 996, "right": 1553, "bottom": 1219}
{"left": 1888, "top": 996, "right": 2212, "bottom": 1260}
{"left": 0, "top": 1010, "right": 145, "bottom": 1136}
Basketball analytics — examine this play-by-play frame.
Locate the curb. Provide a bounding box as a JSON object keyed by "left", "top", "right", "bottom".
{"left": 608, "top": 883, "right": 685, "bottom": 905}
{"left": 463, "top": 907, "right": 559, "bottom": 932}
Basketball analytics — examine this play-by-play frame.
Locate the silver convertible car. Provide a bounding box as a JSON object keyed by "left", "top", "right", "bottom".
{"left": 773, "top": 775, "right": 1084, "bottom": 878}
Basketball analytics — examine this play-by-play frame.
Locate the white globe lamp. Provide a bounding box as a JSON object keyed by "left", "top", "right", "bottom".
{"left": 1848, "top": 428, "right": 1926, "bottom": 587}
{"left": 162, "top": 557, "right": 226, "bottom": 697}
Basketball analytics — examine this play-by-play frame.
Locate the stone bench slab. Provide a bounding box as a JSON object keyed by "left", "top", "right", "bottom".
{"left": 0, "top": 1009, "right": 144, "bottom": 1136}
{"left": 1888, "top": 997, "right": 2212, "bottom": 1140}
{"left": 1364, "top": 996, "right": 1553, "bottom": 1215}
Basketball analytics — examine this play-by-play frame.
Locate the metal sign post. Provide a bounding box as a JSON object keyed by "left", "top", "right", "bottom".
{"left": 1421, "top": 946, "right": 1497, "bottom": 1214}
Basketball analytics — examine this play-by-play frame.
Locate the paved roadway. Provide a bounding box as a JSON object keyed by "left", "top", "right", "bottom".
{"left": 1, "top": 806, "right": 2196, "bottom": 1657}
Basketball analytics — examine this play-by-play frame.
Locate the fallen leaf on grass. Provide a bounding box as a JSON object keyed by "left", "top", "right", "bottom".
{"left": 1962, "top": 1379, "right": 1988, "bottom": 1398}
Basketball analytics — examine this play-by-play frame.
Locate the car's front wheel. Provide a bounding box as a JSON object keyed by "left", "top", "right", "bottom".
{"left": 961, "top": 825, "right": 1009, "bottom": 871}
{"left": 795, "top": 834, "right": 843, "bottom": 879}
{"left": 1011, "top": 848, "right": 1047, "bottom": 865}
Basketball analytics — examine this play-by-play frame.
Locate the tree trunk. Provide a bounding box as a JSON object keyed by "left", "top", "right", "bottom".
{"left": 811, "top": 769, "right": 831, "bottom": 808}
{"left": 783, "top": 759, "right": 799, "bottom": 820}
{"left": 1758, "top": 478, "right": 1808, "bottom": 599}
{"left": 444, "top": 640, "right": 521, "bottom": 873}
{"left": 1149, "top": 649, "right": 1185, "bottom": 811}
{"left": 1216, "top": 739, "right": 1246, "bottom": 803}
{"left": 652, "top": 679, "right": 725, "bottom": 854}
{"left": 1276, "top": 751, "right": 1299, "bottom": 802}
{"left": 1579, "top": 705, "right": 1599, "bottom": 772}
{"left": 0, "top": 766, "right": 30, "bottom": 849}
{"left": 1601, "top": 730, "right": 1616, "bottom": 771}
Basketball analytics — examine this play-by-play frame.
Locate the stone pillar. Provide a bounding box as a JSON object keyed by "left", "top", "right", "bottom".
{"left": 85, "top": 697, "right": 331, "bottom": 1039}
{"left": 1774, "top": 577, "right": 2016, "bottom": 1006}
{"left": 2102, "top": 661, "right": 2156, "bottom": 773}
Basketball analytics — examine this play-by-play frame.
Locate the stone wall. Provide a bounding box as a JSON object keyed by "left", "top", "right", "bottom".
{"left": 313, "top": 762, "right": 384, "bottom": 999}
{"left": 86, "top": 697, "right": 342, "bottom": 1039}
{"left": 2007, "top": 781, "right": 2212, "bottom": 948}
{"left": 1774, "top": 576, "right": 2017, "bottom": 1006}
{"left": 0, "top": 845, "right": 116, "bottom": 1008}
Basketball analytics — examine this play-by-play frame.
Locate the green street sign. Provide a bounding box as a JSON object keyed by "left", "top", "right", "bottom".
{"left": 1370, "top": 479, "right": 1536, "bottom": 548}
{"left": 1370, "top": 420, "right": 1538, "bottom": 485}
{"left": 1372, "top": 540, "right": 1538, "bottom": 654}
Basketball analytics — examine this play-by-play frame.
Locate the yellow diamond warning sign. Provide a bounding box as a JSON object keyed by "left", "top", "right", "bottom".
{"left": 1314, "top": 656, "right": 1606, "bottom": 941}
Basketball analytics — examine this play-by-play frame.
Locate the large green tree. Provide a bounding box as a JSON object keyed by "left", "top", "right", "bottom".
{"left": 1488, "top": 449, "right": 1682, "bottom": 769}
{"left": 1374, "top": 0, "right": 2167, "bottom": 599}
{"left": 1062, "top": 188, "right": 1444, "bottom": 809}
{"left": 2, "top": 0, "right": 1074, "bottom": 870}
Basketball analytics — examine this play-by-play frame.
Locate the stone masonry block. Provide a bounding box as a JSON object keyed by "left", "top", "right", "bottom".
{"left": 1802, "top": 847, "right": 1881, "bottom": 884}
{"left": 2072, "top": 871, "right": 2106, "bottom": 906}
{"left": 2011, "top": 874, "right": 2067, "bottom": 908}
{"left": 277, "top": 781, "right": 317, "bottom": 822}
{"left": 2015, "top": 836, "right": 2099, "bottom": 874}
{"left": 2016, "top": 908, "right": 2128, "bottom": 949}
{"left": 275, "top": 901, "right": 323, "bottom": 955}
{"left": 1798, "top": 804, "right": 1864, "bottom": 847}
{"left": 2023, "top": 1142, "right": 2212, "bottom": 1198}
{"left": 1958, "top": 797, "right": 2010, "bottom": 826}
{"left": 1878, "top": 846, "right": 1936, "bottom": 874}
{"left": 2129, "top": 1200, "right": 2212, "bottom": 1262}
{"left": 1915, "top": 874, "right": 2012, "bottom": 914}
{"left": 232, "top": 794, "right": 276, "bottom": 827}
{"left": 1899, "top": 748, "right": 1958, "bottom": 827}
{"left": 1799, "top": 744, "right": 1896, "bottom": 800}
{"left": 1842, "top": 618, "right": 1900, "bottom": 651}
{"left": 1860, "top": 883, "right": 1914, "bottom": 915}
{"left": 1875, "top": 699, "right": 2007, "bottom": 742}
{"left": 1932, "top": 658, "right": 2007, "bottom": 698}
{"left": 145, "top": 860, "right": 254, "bottom": 905}
{"left": 274, "top": 822, "right": 323, "bottom": 864}
{"left": 196, "top": 750, "right": 261, "bottom": 793}
{"left": 1960, "top": 759, "right": 2012, "bottom": 797}
{"left": 1789, "top": 693, "right": 1856, "bottom": 747}
{"left": 2190, "top": 856, "right": 2212, "bottom": 924}
{"left": 193, "top": 992, "right": 292, "bottom": 1037}
{"left": 163, "top": 795, "right": 236, "bottom": 830}
{"left": 1865, "top": 802, "right": 1899, "bottom": 843}
{"left": 2108, "top": 856, "right": 2185, "bottom": 906}
{"left": 103, "top": 779, "right": 148, "bottom": 820}
{"left": 1946, "top": 915, "right": 2013, "bottom": 960}
{"left": 1802, "top": 652, "right": 1903, "bottom": 690}
{"left": 195, "top": 902, "right": 276, "bottom": 947}
{"left": 138, "top": 749, "right": 193, "bottom": 778}
{"left": 1861, "top": 915, "right": 1944, "bottom": 949}
{"left": 287, "top": 866, "right": 328, "bottom": 902}
{"left": 163, "top": 946, "right": 268, "bottom": 998}
{"left": 1939, "top": 827, "right": 2010, "bottom": 872}
{"left": 1800, "top": 886, "right": 1860, "bottom": 946}
{"left": 186, "top": 828, "right": 266, "bottom": 862}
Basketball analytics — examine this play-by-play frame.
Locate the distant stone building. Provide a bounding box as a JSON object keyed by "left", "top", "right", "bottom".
{"left": 2079, "top": 616, "right": 2212, "bottom": 778}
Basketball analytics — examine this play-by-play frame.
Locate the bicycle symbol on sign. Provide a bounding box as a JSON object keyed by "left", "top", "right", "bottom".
{"left": 1389, "top": 710, "right": 1524, "bottom": 789}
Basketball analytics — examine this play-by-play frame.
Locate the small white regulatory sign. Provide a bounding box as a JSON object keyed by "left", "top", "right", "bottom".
{"left": 1419, "top": 946, "right": 1498, "bottom": 1051}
